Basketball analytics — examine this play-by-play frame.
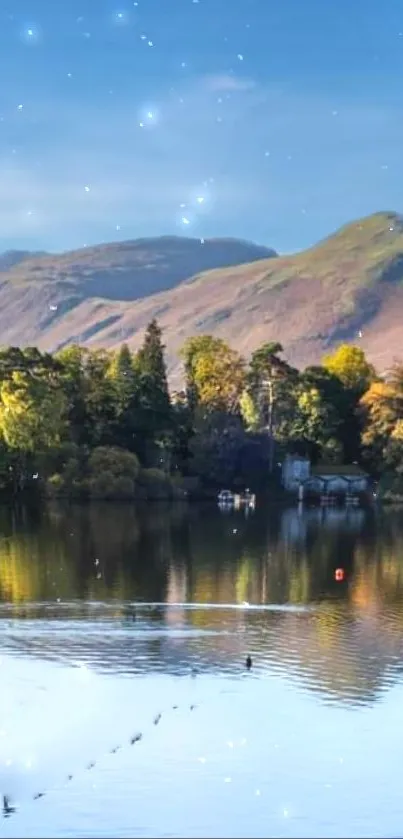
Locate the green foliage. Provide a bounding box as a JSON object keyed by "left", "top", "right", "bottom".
{"left": 240, "top": 389, "right": 260, "bottom": 432}
{"left": 248, "top": 343, "right": 296, "bottom": 425}
{"left": 57, "top": 345, "right": 116, "bottom": 447}
{"left": 133, "top": 319, "right": 172, "bottom": 455}
{"left": 0, "top": 326, "right": 401, "bottom": 499}
{"left": 377, "top": 472, "right": 403, "bottom": 504}
{"left": 0, "top": 351, "right": 67, "bottom": 453}
{"left": 47, "top": 445, "right": 140, "bottom": 500}
{"left": 189, "top": 411, "right": 246, "bottom": 488}
{"left": 87, "top": 446, "right": 140, "bottom": 500}
{"left": 137, "top": 467, "right": 173, "bottom": 500}
{"left": 88, "top": 446, "right": 140, "bottom": 480}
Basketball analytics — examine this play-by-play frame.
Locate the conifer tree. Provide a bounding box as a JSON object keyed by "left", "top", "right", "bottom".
{"left": 134, "top": 320, "right": 172, "bottom": 461}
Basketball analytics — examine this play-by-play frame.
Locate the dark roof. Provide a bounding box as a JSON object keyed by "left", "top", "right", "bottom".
{"left": 311, "top": 464, "right": 368, "bottom": 478}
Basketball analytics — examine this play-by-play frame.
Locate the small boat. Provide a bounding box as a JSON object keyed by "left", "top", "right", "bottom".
{"left": 218, "top": 489, "right": 256, "bottom": 509}
{"left": 218, "top": 489, "right": 235, "bottom": 506}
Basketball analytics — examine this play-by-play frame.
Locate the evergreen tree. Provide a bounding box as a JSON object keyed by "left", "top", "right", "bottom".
{"left": 109, "top": 344, "right": 138, "bottom": 412}
{"left": 136, "top": 320, "right": 168, "bottom": 387}
{"left": 57, "top": 346, "right": 92, "bottom": 446}
{"left": 108, "top": 344, "right": 142, "bottom": 451}
{"left": 134, "top": 320, "right": 172, "bottom": 463}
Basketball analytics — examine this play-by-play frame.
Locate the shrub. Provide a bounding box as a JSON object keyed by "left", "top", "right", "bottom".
{"left": 136, "top": 467, "right": 173, "bottom": 500}
{"left": 378, "top": 472, "right": 403, "bottom": 503}
{"left": 88, "top": 446, "right": 140, "bottom": 480}
{"left": 89, "top": 471, "right": 135, "bottom": 501}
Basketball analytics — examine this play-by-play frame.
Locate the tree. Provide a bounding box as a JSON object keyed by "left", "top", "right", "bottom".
{"left": 108, "top": 344, "right": 137, "bottom": 409}
{"left": 0, "top": 364, "right": 67, "bottom": 493}
{"left": 57, "top": 346, "right": 92, "bottom": 446}
{"left": 240, "top": 389, "right": 260, "bottom": 432}
{"left": 0, "top": 346, "right": 62, "bottom": 386}
{"left": 322, "top": 344, "right": 376, "bottom": 396}
{"left": 170, "top": 393, "right": 195, "bottom": 475}
{"left": 189, "top": 411, "right": 246, "bottom": 488}
{"left": 180, "top": 335, "right": 245, "bottom": 414}
{"left": 134, "top": 320, "right": 172, "bottom": 463}
{"left": 107, "top": 344, "right": 141, "bottom": 451}
{"left": 87, "top": 446, "right": 140, "bottom": 499}
{"left": 180, "top": 335, "right": 220, "bottom": 410}
{"left": 84, "top": 350, "right": 117, "bottom": 446}
{"left": 136, "top": 319, "right": 169, "bottom": 388}
{"left": 286, "top": 366, "right": 347, "bottom": 462}
{"left": 360, "top": 367, "right": 403, "bottom": 472}
{"left": 321, "top": 347, "right": 376, "bottom": 463}
{"left": 248, "top": 342, "right": 296, "bottom": 471}
{"left": 0, "top": 371, "right": 66, "bottom": 452}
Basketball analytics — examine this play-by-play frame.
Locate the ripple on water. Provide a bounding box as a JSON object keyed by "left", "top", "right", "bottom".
{"left": 3, "top": 500, "right": 403, "bottom": 835}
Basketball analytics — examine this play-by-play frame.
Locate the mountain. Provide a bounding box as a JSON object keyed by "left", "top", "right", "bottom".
{"left": 0, "top": 213, "right": 403, "bottom": 382}
{"left": 0, "top": 250, "right": 47, "bottom": 271}
{"left": 0, "top": 235, "right": 275, "bottom": 351}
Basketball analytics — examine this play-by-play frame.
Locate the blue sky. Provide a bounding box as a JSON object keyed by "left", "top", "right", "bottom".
{"left": 1, "top": 0, "right": 403, "bottom": 253}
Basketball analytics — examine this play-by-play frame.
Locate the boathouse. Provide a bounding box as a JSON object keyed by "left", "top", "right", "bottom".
{"left": 282, "top": 455, "right": 370, "bottom": 498}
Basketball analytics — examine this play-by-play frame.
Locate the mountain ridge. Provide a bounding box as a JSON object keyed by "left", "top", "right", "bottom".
{"left": 1, "top": 213, "right": 403, "bottom": 383}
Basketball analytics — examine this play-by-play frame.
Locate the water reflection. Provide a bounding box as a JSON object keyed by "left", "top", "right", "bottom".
{"left": 1, "top": 502, "right": 403, "bottom": 706}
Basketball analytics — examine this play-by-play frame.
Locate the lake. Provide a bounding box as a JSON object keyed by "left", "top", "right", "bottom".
{"left": 1, "top": 500, "right": 403, "bottom": 838}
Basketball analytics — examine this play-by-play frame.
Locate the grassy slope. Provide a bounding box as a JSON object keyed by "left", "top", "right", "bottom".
{"left": 4, "top": 236, "right": 275, "bottom": 300}
{"left": 0, "top": 212, "right": 402, "bottom": 382}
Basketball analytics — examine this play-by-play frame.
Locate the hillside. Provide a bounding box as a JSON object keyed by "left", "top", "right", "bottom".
{"left": 0, "top": 250, "right": 47, "bottom": 271}
{"left": 0, "top": 234, "right": 274, "bottom": 351}
{"left": 0, "top": 212, "right": 403, "bottom": 381}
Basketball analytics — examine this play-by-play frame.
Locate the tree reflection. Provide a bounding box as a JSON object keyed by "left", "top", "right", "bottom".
{"left": 2, "top": 502, "right": 403, "bottom": 704}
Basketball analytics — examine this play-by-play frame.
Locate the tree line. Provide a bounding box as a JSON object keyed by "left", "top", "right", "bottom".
{"left": 0, "top": 319, "right": 400, "bottom": 500}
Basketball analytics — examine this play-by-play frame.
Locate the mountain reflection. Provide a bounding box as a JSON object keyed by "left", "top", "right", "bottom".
{"left": 1, "top": 501, "right": 403, "bottom": 706}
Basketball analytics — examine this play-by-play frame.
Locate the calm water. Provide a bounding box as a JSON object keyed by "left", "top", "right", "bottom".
{"left": 2, "top": 501, "right": 403, "bottom": 838}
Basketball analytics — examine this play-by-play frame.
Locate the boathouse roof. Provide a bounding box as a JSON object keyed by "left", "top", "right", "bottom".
{"left": 311, "top": 464, "right": 369, "bottom": 478}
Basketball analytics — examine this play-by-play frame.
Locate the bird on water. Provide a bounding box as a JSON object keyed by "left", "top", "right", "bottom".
{"left": 246, "top": 655, "right": 252, "bottom": 670}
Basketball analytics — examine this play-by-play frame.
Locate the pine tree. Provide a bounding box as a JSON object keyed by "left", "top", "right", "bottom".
{"left": 109, "top": 344, "right": 138, "bottom": 413}
{"left": 134, "top": 320, "right": 172, "bottom": 461}
{"left": 136, "top": 320, "right": 169, "bottom": 392}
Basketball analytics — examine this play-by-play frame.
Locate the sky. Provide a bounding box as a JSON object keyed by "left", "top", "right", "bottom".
{"left": 1, "top": 0, "right": 403, "bottom": 254}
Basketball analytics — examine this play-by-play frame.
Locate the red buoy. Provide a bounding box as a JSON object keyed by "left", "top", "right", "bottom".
{"left": 335, "top": 568, "right": 345, "bottom": 582}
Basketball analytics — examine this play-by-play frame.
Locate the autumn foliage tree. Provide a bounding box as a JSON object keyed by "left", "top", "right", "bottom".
{"left": 180, "top": 335, "right": 245, "bottom": 414}
{"left": 360, "top": 364, "right": 403, "bottom": 472}
{"left": 0, "top": 348, "right": 67, "bottom": 492}
{"left": 322, "top": 344, "right": 376, "bottom": 395}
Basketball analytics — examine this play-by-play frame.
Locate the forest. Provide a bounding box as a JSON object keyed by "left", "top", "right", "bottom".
{"left": 0, "top": 318, "right": 401, "bottom": 501}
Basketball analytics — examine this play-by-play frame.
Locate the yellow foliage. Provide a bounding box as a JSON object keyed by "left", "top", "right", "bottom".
{"left": 298, "top": 387, "right": 321, "bottom": 411}
{"left": 392, "top": 419, "right": 403, "bottom": 440}
{"left": 0, "top": 371, "right": 66, "bottom": 451}
{"left": 183, "top": 336, "right": 245, "bottom": 412}
{"left": 323, "top": 344, "right": 376, "bottom": 391}
{"left": 360, "top": 381, "right": 395, "bottom": 407}
{"left": 361, "top": 379, "right": 403, "bottom": 448}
